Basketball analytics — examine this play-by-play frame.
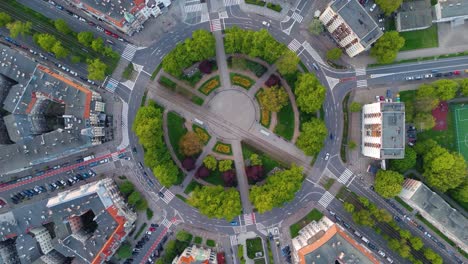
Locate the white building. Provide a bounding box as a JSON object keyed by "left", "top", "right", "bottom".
{"left": 361, "top": 102, "right": 405, "bottom": 159}
{"left": 172, "top": 245, "right": 217, "bottom": 264}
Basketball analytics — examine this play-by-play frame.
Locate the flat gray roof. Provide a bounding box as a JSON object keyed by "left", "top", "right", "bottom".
{"left": 439, "top": 0, "right": 468, "bottom": 19}
{"left": 381, "top": 103, "right": 405, "bottom": 159}
{"left": 397, "top": 0, "right": 433, "bottom": 31}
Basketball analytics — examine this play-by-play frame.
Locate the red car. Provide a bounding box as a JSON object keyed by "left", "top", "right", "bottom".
{"left": 111, "top": 33, "right": 119, "bottom": 38}
{"left": 149, "top": 227, "right": 156, "bottom": 232}
{"left": 380, "top": 96, "right": 385, "bottom": 101}
{"left": 104, "top": 30, "right": 112, "bottom": 35}
{"left": 454, "top": 70, "right": 461, "bottom": 75}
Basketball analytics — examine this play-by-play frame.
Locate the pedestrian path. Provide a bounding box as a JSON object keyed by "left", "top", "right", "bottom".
{"left": 338, "top": 168, "right": 353, "bottom": 184}
{"left": 161, "top": 189, "right": 175, "bottom": 204}
{"left": 318, "top": 191, "right": 334, "bottom": 208}
{"left": 243, "top": 213, "right": 256, "bottom": 226}
{"left": 224, "top": 0, "right": 240, "bottom": 6}
{"left": 287, "top": 39, "right": 302, "bottom": 52}
{"left": 105, "top": 78, "right": 119, "bottom": 93}
{"left": 122, "top": 44, "right": 138, "bottom": 61}
{"left": 229, "top": 235, "right": 238, "bottom": 246}
{"left": 210, "top": 19, "right": 222, "bottom": 32}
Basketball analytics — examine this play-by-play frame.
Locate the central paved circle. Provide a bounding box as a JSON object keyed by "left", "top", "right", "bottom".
{"left": 207, "top": 89, "right": 256, "bottom": 139}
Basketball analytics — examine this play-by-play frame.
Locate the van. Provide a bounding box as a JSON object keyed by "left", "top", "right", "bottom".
{"left": 361, "top": 237, "right": 369, "bottom": 243}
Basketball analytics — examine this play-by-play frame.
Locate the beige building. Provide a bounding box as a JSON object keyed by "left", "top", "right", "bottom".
{"left": 319, "top": 0, "right": 383, "bottom": 57}
{"left": 172, "top": 245, "right": 217, "bottom": 264}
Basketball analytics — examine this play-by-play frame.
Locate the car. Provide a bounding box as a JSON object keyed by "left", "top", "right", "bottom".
{"left": 424, "top": 231, "right": 432, "bottom": 238}
{"left": 443, "top": 72, "right": 454, "bottom": 77}
{"left": 87, "top": 79, "right": 95, "bottom": 85}
{"left": 386, "top": 257, "right": 394, "bottom": 263}
{"left": 437, "top": 242, "right": 446, "bottom": 249}
{"left": 146, "top": 231, "right": 152, "bottom": 235}
{"left": 67, "top": 179, "right": 74, "bottom": 186}
{"left": 98, "top": 158, "right": 108, "bottom": 164}
{"left": 394, "top": 216, "right": 401, "bottom": 222}
{"left": 151, "top": 223, "right": 159, "bottom": 228}
{"left": 324, "top": 153, "right": 330, "bottom": 160}
{"left": 367, "top": 243, "right": 377, "bottom": 250}
{"left": 262, "top": 21, "right": 270, "bottom": 27}
{"left": 386, "top": 89, "right": 392, "bottom": 98}
{"left": 378, "top": 18, "right": 384, "bottom": 22}
{"left": 78, "top": 17, "right": 86, "bottom": 22}
{"left": 454, "top": 70, "right": 461, "bottom": 75}
{"left": 378, "top": 250, "right": 386, "bottom": 257}
{"left": 118, "top": 37, "right": 125, "bottom": 42}
{"left": 380, "top": 26, "right": 385, "bottom": 31}
{"left": 158, "top": 191, "right": 165, "bottom": 198}
{"left": 96, "top": 26, "right": 104, "bottom": 32}
{"left": 72, "top": 14, "right": 79, "bottom": 18}
{"left": 66, "top": 10, "right": 74, "bottom": 15}
{"left": 124, "top": 157, "right": 131, "bottom": 160}
{"left": 149, "top": 227, "right": 156, "bottom": 232}
{"left": 434, "top": 73, "right": 443, "bottom": 77}
{"left": 369, "top": 3, "right": 376, "bottom": 11}
{"left": 417, "top": 225, "right": 425, "bottom": 231}
{"left": 104, "top": 30, "right": 112, "bottom": 35}
{"left": 87, "top": 21, "right": 96, "bottom": 26}
{"left": 380, "top": 95, "right": 385, "bottom": 101}
{"left": 69, "top": 70, "right": 78, "bottom": 76}
{"left": 56, "top": 4, "right": 64, "bottom": 10}
{"left": 328, "top": 210, "right": 336, "bottom": 216}
{"left": 375, "top": 95, "right": 380, "bottom": 101}
{"left": 405, "top": 76, "right": 414, "bottom": 81}
{"left": 342, "top": 222, "right": 351, "bottom": 229}
{"left": 230, "top": 221, "right": 238, "bottom": 226}
{"left": 334, "top": 215, "right": 342, "bottom": 222}
{"left": 415, "top": 75, "right": 422, "bottom": 80}
{"left": 424, "top": 74, "right": 432, "bottom": 78}
{"left": 111, "top": 33, "right": 119, "bottom": 38}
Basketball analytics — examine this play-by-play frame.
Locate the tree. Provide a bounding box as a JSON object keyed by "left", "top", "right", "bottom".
{"left": 374, "top": 170, "right": 404, "bottom": 198}
{"left": 294, "top": 73, "right": 326, "bottom": 113}
{"left": 218, "top": 160, "right": 233, "bottom": 172}
{"left": 128, "top": 191, "right": 141, "bottom": 205}
{"left": 349, "top": 102, "right": 362, "bottom": 112}
{"left": 398, "top": 242, "right": 411, "bottom": 258}
{"left": 36, "top": 34, "right": 58, "bottom": 52}
{"left": 87, "top": 58, "right": 107, "bottom": 81}
{"left": 370, "top": 31, "right": 405, "bottom": 64}
{"left": 413, "top": 112, "right": 435, "bottom": 131}
{"left": 249, "top": 165, "right": 303, "bottom": 213}
{"left": 246, "top": 165, "right": 264, "bottom": 183}
{"left": 265, "top": 74, "right": 280, "bottom": 87}
{"left": 414, "top": 139, "right": 438, "bottom": 155}
{"left": 375, "top": 0, "right": 403, "bottom": 16}
{"left": 348, "top": 140, "right": 357, "bottom": 150}
{"left": 358, "top": 196, "right": 370, "bottom": 207}
{"left": 203, "top": 155, "right": 217, "bottom": 170}
{"left": 451, "top": 181, "right": 468, "bottom": 203}
{"left": 460, "top": 78, "right": 468, "bottom": 96}
{"left": 176, "top": 230, "right": 192, "bottom": 242}
{"left": 276, "top": 50, "right": 299, "bottom": 75}
{"left": 222, "top": 170, "right": 237, "bottom": 187}
{"left": 258, "top": 86, "right": 289, "bottom": 112}
{"left": 390, "top": 147, "right": 417, "bottom": 173}
{"left": 415, "top": 84, "right": 439, "bottom": 112}
{"left": 423, "top": 145, "right": 467, "bottom": 192}
{"left": 91, "top": 37, "right": 104, "bottom": 52}
{"left": 182, "top": 157, "right": 196, "bottom": 171}
{"left": 296, "top": 118, "right": 328, "bottom": 156}
{"left": 424, "top": 248, "right": 437, "bottom": 261}
{"left": 77, "top": 31, "right": 94, "bottom": 46}
{"left": 409, "top": 236, "right": 424, "bottom": 250}
{"left": 432, "top": 79, "right": 459, "bottom": 100}
{"left": 198, "top": 60, "right": 213, "bottom": 74}
{"left": 189, "top": 186, "right": 242, "bottom": 220}
{"left": 308, "top": 19, "right": 324, "bottom": 35}
{"left": 343, "top": 202, "right": 355, "bottom": 213}
{"left": 117, "top": 242, "right": 132, "bottom": 259}
{"left": 399, "top": 229, "right": 411, "bottom": 240}
{"left": 51, "top": 41, "right": 69, "bottom": 58}
{"left": 179, "top": 132, "right": 202, "bottom": 157}
{"left": 71, "top": 55, "right": 81, "bottom": 64}
{"left": 0, "top": 12, "right": 12, "bottom": 27}
{"left": 153, "top": 162, "right": 179, "bottom": 187}
{"left": 250, "top": 154, "right": 262, "bottom": 166}
{"left": 352, "top": 210, "right": 374, "bottom": 227}
{"left": 6, "top": 21, "right": 32, "bottom": 38}
{"left": 388, "top": 239, "right": 400, "bottom": 251}
{"left": 135, "top": 198, "right": 148, "bottom": 210}
{"left": 119, "top": 181, "right": 135, "bottom": 195}
{"left": 54, "top": 19, "right": 71, "bottom": 34}
{"left": 195, "top": 166, "right": 210, "bottom": 179}
{"left": 326, "top": 48, "right": 342, "bottom": 61}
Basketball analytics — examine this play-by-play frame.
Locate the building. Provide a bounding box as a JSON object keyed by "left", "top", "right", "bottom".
{"left": 361, "top": 102, "right": 405, "bottom": 160}
{"left": 64, "top": 0, "right": 172, "bottom": 36}
{"left": 0, "top": 44, "right": 109, "bottom": 176}
{"left": 399, "top": 179, "right": 468, "bottom": 252}
{"left": 291, "top": 216, "right": 379, "bottom": 264}
{"left": 172, "top": 245, "right": 217, "bottom": 264}
{"left": 396, "top": 0, "right": 433, "bottom": 32}
{"left": 433, "top": 0, "right": 468, "bottom": 24}
{"left": 319, "top": 0, "right": 383, "bottom": 57}
{"left": 0, "top": 179, "right": 137, "bottom": 264}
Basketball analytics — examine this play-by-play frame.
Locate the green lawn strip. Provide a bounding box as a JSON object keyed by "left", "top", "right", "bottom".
{"left": 191, "top": 96, "right": 204, "bottom": 106}
{"left": 203, "top": 169, "right": 224, "bottom": 186}
{"left": 266, "top": 2, "right": 282, "bottom": 12}
{"left": 246, "top": 237, "right": 264, "bottom": 259}
{"left": 254, "top": 259, "right": 266, "bottom": 264}
{"left": 192, "top": 124, "right": 211, "bottom": 145}
{"left": 199, "top": 75, "right": 221, "bottom": 95}
{"left": 151, "top": 64, "right": 163, "bottom": 81}
{"left": 206, "top": 239, "right": 216, "bottom": 247}
{"left": 245, "top": 59, "right": 267, "bottom": 77}
{"left": 146, "top": 208, "right": 153, "bottom": 220}
{"left": 323, "top": 178, "right": 335, "bottom": 190}
{"left": 245, "top": 0, "right": 266, "bottom": 7}
{"left": 458, "top": 248, "right": 468, "bottom": 259}
{"left": 298, "top": 61, "right": 309, "bottom": 72}
{"left": 340, "top": 93, "right": 350, "bottom": 162}
{"left": 176, "top": 194, "right": 187, "bottom": 203}
{"left": 159, "top": 76, "right": 177, "bottom": 90}
{"left": 241, "top": 143, "right": 283, "bottom": 173}
{"left": 399, "top": 25, "right": 438, "bottom": 51}
{"left": 184, "top": 180, "right": 202, "bottom": 194}
{"left": 167, "top": 112, "right": 188, "bottom": 162}
{"left": 122, "top": 62, "right": 134, "bottom": 79}
{"left": 140, "top": 90, "right": 148, "bottom": 107}
{"left": 266, "top": 240, "right": 274, "bottom": 264}
{"left": 416, "top": 214, "right": 456, "bottom": 246}
{"left": 289, "top": 209, "right": 323, "bottom": 237}
{"left": 181, "top": 71, "right": 202, "bottom": 87}
{"left": 133, "top": 223, "right": 147, "bottom": 240}
{"left": 194, "top": 236, "right": 203, "bottom": 244}
{"left": 238, "top": 244, "right": 246, "bottom": 264}
{"left": 213, "top": 141, "right": 233, "bottom": 155}
{"left": 394, "top": 196, "right": 414, "bottom": 212}
{"left": 274, "top": 102, "right": 294, "bottom": 140}
{"left": 230, "top": 72, "right": 255, "bottom": 89}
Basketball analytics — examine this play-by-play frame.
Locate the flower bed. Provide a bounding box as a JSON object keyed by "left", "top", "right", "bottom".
{"left": 230, "top": 73, "right": 254, "bottom": 89}
{"left": 213, "top": 142, "right": 232, "bottom": 155}
{"left": 193, "top": 124, "right": 211, "bottom": 145}
{"left": 256, "top": 90, "right": 271, "bottom": 127}
{"left": 199, "top": 76, "right": 221, "bottom": 95}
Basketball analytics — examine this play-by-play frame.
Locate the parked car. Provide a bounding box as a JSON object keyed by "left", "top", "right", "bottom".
{"left": 369, "top": 3, "right": 376, "bottom": 11}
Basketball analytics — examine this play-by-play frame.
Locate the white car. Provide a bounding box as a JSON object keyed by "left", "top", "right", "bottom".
{"left": 96, "top": 26, "right": 104, "bottom": 32}
{"left": 424, "top": 74, "right": 433, "bottom": 78}
{"left": 378, "top": 250, "right": 386, "bottom": 257}
{"left": 325, "top": 153, "right": 330, "bottom": 160}
{"left": 405, "top": 76, "right": 414, "bottom": 81}
{"left": 69, "top": 70, "right": 78, "bottom": 76}
{"left": 369, "top": 3, "right": 376, "bottom": 12}
{"left": 262, "top": 21, "right": 270, "bottom": 27}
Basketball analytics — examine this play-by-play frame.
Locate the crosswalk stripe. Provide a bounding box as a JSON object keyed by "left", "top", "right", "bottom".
{"left": 338, "top": 169, "right": 353, "bottom": 184}
{"left": 292, "top": 12, "right": 303, "bottom": 23}
{"left": 122, "top": 44, "right": 137, "bottom": 61}
{"left": 355, "top": 67, "right": 367, "bottom": 76}
{"left": 162, "top": 218, "right": 172, "bottom": 228}
{"left": 287, "top": 39, "right": 302, "bottom": 52}
{"left": 185, "top": 3, "right": 203, "bottom": 13}
{"left": 318, "top": 191, "right": 334, "bottom": 208}
{"left": 210, "top": 19, "right": 222, "bottom": 32}
{"left": 161, "top": 190, "right": 175, "bottom": 204}
{"left": 105, "top": 78, "right": 119, "bottom": 93}
{"left": 357, "top": 79, "right": 368, "bottom": 87}
{"left": 224, "top": 0, "right": 240, "bottom": 6}
{"left": 229, "top": 235, "right": 238, "bottom": 246}
{"left": 111, "top": 153, "right": 119, "bottom": 162}
{"left": 243, "top": 213, "right": 255, "bottom": 226}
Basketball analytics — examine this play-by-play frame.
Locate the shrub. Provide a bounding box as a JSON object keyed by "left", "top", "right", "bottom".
{"left": 246, "top": 165, "right": 265, "bottom": 183}
{"left": 231, "top": 73, "right": 253, "bottom": 89}
{"left": 214, "top": 142, "right": 232, "bottom": 154}
{"left": 199, "top": 60, "right": 213, "bottom": 74}
{"left": 223, "top": 170, "right": 237, "bottom": 187}
{"left": 266, "top": 3, "right": 282, "bottom": 12}
{"left": 199, "top": 76, "right": 221, "bottom": 95}
{"left": 265, "top": 74, "right": 280, "bottom": 87}
{"left": 193, "top": 125, "right": 211, "bottom": 145}
{"left": 159, "top": 76, "right": 176, "bottom": 89}
{"left": 260, "top": 109, "right": 271, "bottom": 127}
{"left": 195, "top": 166, "right": 210, "bottom": 179}
{"left": 182, "top": 157, "right": 196, "bottom": 171}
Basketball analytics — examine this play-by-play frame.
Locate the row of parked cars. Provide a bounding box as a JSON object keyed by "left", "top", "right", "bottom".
{"left": 405, "top": 70, "right": 466, "bottom": 81}
{"left": 10, "top": 185, "right": 47, "bottom": 204}
{"left": 125, "top": 223, "right": 166, "bottom": 264}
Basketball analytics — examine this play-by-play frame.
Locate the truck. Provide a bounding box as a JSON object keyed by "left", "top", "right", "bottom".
{"left": 83, "top": 155, "right": 95, "bottom": 162}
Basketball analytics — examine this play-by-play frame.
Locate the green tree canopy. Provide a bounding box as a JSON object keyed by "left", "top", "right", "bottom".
{"left": 54, "top": 19, "right": 71, "bottom": 34}
{"left": 51, "top": 41, "right": 69, "bottom": 59}
{"left": 352, "top": 210, "right": 374, "bottom": 226}
{"left": 276, "top": 50, "right": 300, "bottom": 75}
{"left": 343, "top": 202, "right": 355, "bottom": 213}
{"left": 370, "top": 31, "right": 405, "bottom": 64}
{"left": 117, "top": 242, "right": 132, "bottom": 259}
{"left": 118, "top": 181, "right": 135, "bottom": 195}
{"left": 389, "top": 147, "right": 416, "bottom": 173}
{"left": 451, "top": 181, "right": 468, "bottom": 203}
{"left": 249, "top": 165, "right": 303, "bottom": 213}
{"left": 153, "top": 162, "right": 179, "bottom": 187}
{"left": 0, "top": 12, "right": 12, "bottom": 27}
{"left": 176, "top": 230, "right": 192, "bottom": 242}
{"left": 308, "top": 19, "right": 324, "bottom": 35}
{"left": 349, "top": 102, "right": 362, "bottom": 112}
{"left": 6, "top": 21, "right": 32, "bottom": 38}
{"left": 432, "top": 79, "right": 459, "bottom": 100}
{"left": 409, "top": 236, "right": 424, "bottom": 251}
{"left": 36, "top": 33, "right": 58, "bottom": 52}
{"left": 326, "top": 48, "right": 342, "bottom": 61}
{"left": 189, "top": 186, "right": 242, "bottom": 220}
{"left": 250, "top": 154, "right": 262, "bottom": 166}
{"left": 258, "top": 86, "right": 289, "bottom": 112}
{"left": 296, "top": 118, "right": 328, "bottom": 156}
{"left": 203, "top": 155, "right": 217, "bottom": 170}
{"left": 77, "top": 31, "right": 94, "bottom": 47}
{"left": 294, "top": 73, "right": 326, "bottom": 113}
{"left": 413, "top": 112, "right": 435, "bottom": 131}
{"left": 374, "top": 170, "right": 404, "bottom": 198}
{"left": 218, "top": 160, "right": 233, "bottom": 172}
{"left": 91, "top": 37, "right": 104, "bottom": 53}
{"left": 128, "top": 191, "right": 142, "bottom": 205}
{"left": 86, "top": 58, "right": 107, "bottom": 81}
{"left": 375, "top": 0, "right": 403, "bottom": 16}
{"left": 388, "top": 239, "right": 400, "bottom": 251}
{"left": 460, "top": 78, "right": 468, "bottom": 96}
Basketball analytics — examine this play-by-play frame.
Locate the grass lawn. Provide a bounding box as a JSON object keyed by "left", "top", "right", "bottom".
{"left": 181, "top": 71, "right": 202, "bottom": 87}
{"left": 122, "top": 63, "right": 134, "bottom": 80}
{"left": 289, "top": 209, "right": 323, "bottom": 237}
{"left": 394, "top": 196, "right": 414, "bottom": 212}
{"left": 246, "top": 237, "right": 264, "bottom": 259}
{"left": 254, "top": 259, "right": 266, "bottom": 264}
{"left": 184, "top": 180, "right": 202, "bottom": 194}
{"left": 241, "top": 144, "right": 283, "bottom": 174}
{"left": 323, "top": 178, "right": 335, "bottom": 191}
{"left": 191, "top": 96, "right": 204, "bottom": 106}
{"left": 238, "top": 245, "right": 246, "bottom": 264}
{"left": 204, "top": 169, "right": 224, "bottom": 186}
{"left": 274, "top": 102, "right": 295, "bottom": 141}
{"left": 167, "top": 112, "right": 188, "bottom": 162}
{"left": 176, "top": 194, "right": 187, "bottom": 203}
{"left": 400, "top": 25, "right": 439, "bottom": 51}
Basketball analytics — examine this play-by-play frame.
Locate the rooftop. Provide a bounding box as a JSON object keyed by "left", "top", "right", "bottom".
{"left": 380, "top": 102, "right": 405, "bottom": 159}
{"left": 329, "top": 0, "right": 382, "bottom": 48}
{"left": 75, "top": 0, "right": 146, "bottom": 27}
{"left": 435, "top": 0, "right": 468, "bottom": 20}
{"left": 396, "top": 0, "right": 433, "bottom": 31}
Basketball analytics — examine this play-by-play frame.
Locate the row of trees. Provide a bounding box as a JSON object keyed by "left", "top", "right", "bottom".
{"left": 132, "top": 102, "right": 180, "bottom": 186}
{"left": 162, "top": 30, "right": 215, "bottom": 77}
{"left": 188, "top": 185, "right": 242, "bottom": 220}
{"left": 118, "top": 180, "right": 148, "bottom": 210}
{"left": 296, "top": 118, "right": 328, "bottom": 156}
{"left": 196, "top": 156, "right": 237, "bottom": 187}
{"left": 294, "top": 73, "right": 326, "bottom": 114}
{"left": 249, "top": 165, "right": 303, "bottom": 213}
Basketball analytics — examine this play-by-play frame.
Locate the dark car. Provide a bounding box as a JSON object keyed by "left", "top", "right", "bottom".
{"left": 158, "top": 192, "right": 165, "bottom": 198}
{"left": 443, "top": 72, "right": 453, "bottom": 77}
{"left": 368, "top": 243, "right": 377, "bottom": 250}
{"left": 394, "top": 216, "right": 402, "bottom": 222}
{"left": 65, "top": 10, "right": 74, "bottom": 15}
{"left": 434, "top": 73, "right": 443, "bottom": 77}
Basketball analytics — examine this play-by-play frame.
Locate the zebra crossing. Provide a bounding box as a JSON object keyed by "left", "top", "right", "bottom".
{"left": 105, "top": 78, "right": 119, "bottom": 93}
{"left": 122, "top": 44, "right": 137, "bottom": 61}
{"left": 218, "top": 11, "right": 228, "bottom": 19}
{"left": 111, "top": 152, "right": 120, "bottom": 162}
{"left": 185, "top": 3, "right": 203, "bottom": 13}
{"left": 291, "top": 12, "right": 303, "bottom": 23}
{"left": 355, "top": 67, "right": 367, "bottom": 76}
{"left": 161, "top": 218, "right": 172, "bottom": 228}
{"left": 160, "top": 189, "right": 175, "bottom": 204}
{"left": 233, "top": 225, "right": 247, "bottom": 234}
{"left": 338, "top": 169, "right": 353, "bottom": 184}
{"left": 357, "top": 79, "right": 368, "bottom": 88}
{"left": 224, "top": 0, "right": 240, "bottom": 6}
{"left": 318, "top": 191, "right": 334, "bottom": 208}
{"left": 229, "top": 235, "right": 238, "bottom": 246}
{"left": 287, "top": 39, "right": 302, "bottom": 52}
{"left": 210, "top": 19, "right": 222, "bottom": 32}
{"left": 243, "top": 213, "right": 256, "bottom": 226}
